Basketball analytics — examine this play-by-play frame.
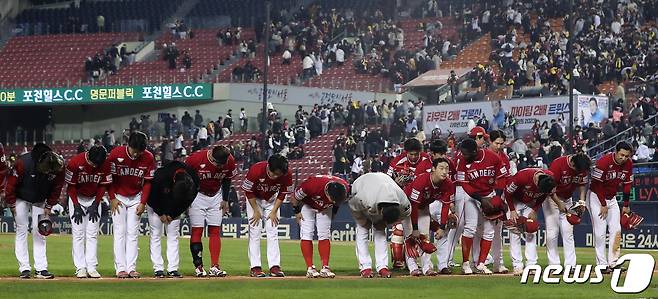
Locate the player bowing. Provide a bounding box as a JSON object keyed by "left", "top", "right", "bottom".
{"left": 146, "top": 160, "right": 200, "bottom": 278}
{"left": 185, "top": 145, "right": 237, "bottom": 277}
{"left": 503, "top": 168, "right": 557, "bottom": 275}
{"left": 544, "top": 153, "right": 591, "bottom": 268}
{"left": 106, "top": 131, "right": 156, "bottom": 279}
{"left": 292, "top": 175, "right": 349, "bottom": 278}
{"left": 404, "top": 158, "right": 455, "bottom": 276}
{"left": 455, "top": 138, "right": 507, "bottom": 275}
{"left": 5, "top": 143, "right": 65, "bottom": 279}
{"left": 588, "top": 141, "right": 635, "bottom": 273}
{"left": 349, "top": 172, "right": 411, "bottom": 278}
{"left": 65, "top": 145, "right": 110, "bottom": 279}
{"left": 386, "top": 138, "right": 432, "bottom": 269}
{"left": 242, "top": 154, "right": 293, "bottom": 278}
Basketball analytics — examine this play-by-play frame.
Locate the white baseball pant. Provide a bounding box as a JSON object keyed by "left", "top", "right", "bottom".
{"left": 587, "top": 192, "right": 621, "bottom": 267}
{"left": 355, "top": 222, "right": 388, "bottom": 271}
{"left": 438, "top": 186, "right": 466, "bottom": 268}
{"left": 509, "top": 202, "right": 538, "bottom": 269}
{"left": 14, "top": 199, "right": 48, "bottom": 272}
{"left": 463, "top": 198, "right": 495, "bottom": 241}
{"left": 246, "top": 198, "right": 281, "bottom": 269}
{"left": 112, "top": 193, "right": 141, "bottom": 274}
{"left": 402, "top": 207, "right": 433, "bottom": 273}
{"left": 188, "top": 192, "right": 223, "bottom": 227}
{"left": 299, "top": 204, "right": 332, "bottom": 241}
{"left": 69, "top": 196, "right": 102, "bottom": 273}
{"left": 542, "top": 197, "right": 576, "bottom": 266}
{"left": 147, "top": 205, "right": 180, "bottom": 272}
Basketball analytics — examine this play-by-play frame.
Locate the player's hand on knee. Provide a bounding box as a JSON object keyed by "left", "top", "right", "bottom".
{"left": 598, "top": 206, "right": 608, "bottom": 220}
{"left": 250, "top": 210, "right": 261, "bottom": 226}
{"left": 88, "top": 202, "right": 100, "bottom": 223}
{"left": 268, "top": 212, "right": 279, "bottom": 226}
{"left": 72, "top": 204, "right": 85, "bottom": 225}
{"left": 44, "top": 207, "right": 52, "bottom": 216}
{"left": 622, "top": 206, "right": 630, "bottom": 215}
{"left": 110, "top": 198, "right": 121, "bottom": 215}
{"left": 412, "top": 229, "right": 420, "bottom": 238}
{"left": 435, "top": 228, "right": 445, "bottom": 240}
{"left": 221, "top": 201, "right": 229, "bottom": 216}
{"left": 136, "top": 203, "right": 146, "bottom": 216}
{"left": 509, "top": 210, "right": 519, "bottom": 224}
{"left": 295, "top": 212, "right": 304, "bottom": 224}
{"left": 159, "top": 215, "right": 170, "bottom": 224}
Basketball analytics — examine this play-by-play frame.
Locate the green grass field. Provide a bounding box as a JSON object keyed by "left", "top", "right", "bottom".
{"left": 0, "top": 233, "right": 657, "bottom": 298}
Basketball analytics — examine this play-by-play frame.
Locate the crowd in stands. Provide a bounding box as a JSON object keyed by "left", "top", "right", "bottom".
{"left": 84, "top": 43, "right": 137, "bottom": 82}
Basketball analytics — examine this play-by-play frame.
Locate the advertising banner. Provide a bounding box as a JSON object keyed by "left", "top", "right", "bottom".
{"left": 0, "top": 83, "right": 213, "bottom": 105}
{"left": 576, "top": 95, "right": 608, "bottom": 127}
{"left": 423, "top": 96, "right": 570, "bottom": 134}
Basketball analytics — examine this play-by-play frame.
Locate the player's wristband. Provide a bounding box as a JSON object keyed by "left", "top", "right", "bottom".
{"left": 438, "top": 223, "right": 446, "bottom": 230}
{"left": 470, "top": 193, "right": 482, "bottom": 202}
{"left": 293, "top": 204, "right": 302, "bottom": 214}
{"left": 412, "top": 223, "right": 418, "bottom": 230}
{"left": 495, "top": 189, "right": 503, "bottom": 196}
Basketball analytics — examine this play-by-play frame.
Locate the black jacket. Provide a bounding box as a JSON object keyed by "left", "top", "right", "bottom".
{"left": 147, "top": 161, "right": 199, "bottom": 219}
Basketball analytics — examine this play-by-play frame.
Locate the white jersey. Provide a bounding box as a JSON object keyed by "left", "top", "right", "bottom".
{"left": 349, "top": 173, "right": 410, "bottom": 227}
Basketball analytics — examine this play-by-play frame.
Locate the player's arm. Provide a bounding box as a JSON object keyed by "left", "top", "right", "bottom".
{"left": 292, "top": 181, "right": 308, "bottom": 214}
{"left": 550, "top": 192, "right": 567, "bottom": 213}
{"left": 65, "top": 163, "right": 80, "bottom": 206}
{"left": 46, "top": 170, "right": 65, "bottom": 211}
{"left": 241, "top": 167, "right": 262, "bottom": 225}
{"left": 590, "top": 158, "right": 608, "bottom": 207}
{"left": 439, "top": 180, "right": 456, "bottom": 227}
{"left": 136, "top": 156, "right": 156, "bottom": 216}
{"left": 269, "top": 172, "right": 293, "bottom": 226}
{"left": 4, "top": 159, "right": 24, "bottom": 211}
{"left": 622, "top": 162, "right": 633, "bottom": 211}
{"left": 408, "top": 186, "right": 423, "bottom": 236}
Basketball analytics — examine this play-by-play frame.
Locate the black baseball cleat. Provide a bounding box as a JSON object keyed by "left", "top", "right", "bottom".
{"left": 154, "top": 270, "right": 166, "bottom": 278}
{"left": 168, "top": 271, "right": 183, "bottom": 278}
{"left": 35, "top": 270, "right": 54, "bottom": 279}
{"left": 19, "top": 270, "right": 31, "bottom": 279}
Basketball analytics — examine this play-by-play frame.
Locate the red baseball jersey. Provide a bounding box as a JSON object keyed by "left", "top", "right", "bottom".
{"left": 590, "top": 153, "right": 633, "bottom": 205}
{"left": 405, "top": 172, "right": 455, "bottom": 226}
{"left": 386, "top": 151, "right": 433, "bottom": 187}
{"left": 65, "top": 152, "right": 111, "bottom": 199}
{"left": 549, "top": 156, "right": 589, "bottom": 199}
{"left": 504, "top": 168, "right": 555, "bottom": 211}
{"left": 494, "top": 149, "right": 511, "bottom": 190}
{"left": 293, "top": 175, "right": 350, "bottom": 211}
{"left": 0, "top": 143, "right": 6, "bottom": 194}
{"left": 455, "top": 148, "right": 506, "bottom": 198}
{"left": 185, "top": 149, "right": 237, "bottom": 196}
{"left": 105, "top": 146, "right": 155, "bottom": 197}
{"left": 241, "top": 161, "right": 293, "bottom": 201}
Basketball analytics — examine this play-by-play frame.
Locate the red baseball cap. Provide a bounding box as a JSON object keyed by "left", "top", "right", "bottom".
{"left": 469, "top": 126, "right": 489, "bottom": 140}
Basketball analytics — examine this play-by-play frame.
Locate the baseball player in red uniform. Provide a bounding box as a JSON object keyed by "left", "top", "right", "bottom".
{"left": 404, "top": 158, "right": 455, "bottom": 276}
{"left": 504, "top": 168, "right": 556, "bottom": 275}
{"left": 481, "top": 130, "right": 511, "bottom": 274}
{"left": 544, "top": 153, "right": 591, "bottom": 268}
{"left": 455, "top": 138, "right": 506, "bottom": 275}
{"left": 65, "top": 145, "right": 110, "bottom": 278}
{"left": 185, "top": 145, "right": 237, "bottom": 277}
{"left": 106, "top": 131, "right": 155, "bottom": 278}
{"left": 242, "top": 154, "right": 293, "bottom": 277}
{"left": 427, "top": 139, "right": 461, "bottom": 274}
{"left": 589, "top": 141, "right": 634, "bottom": 273}
{"left": 5, "top": 143, "right": 65, "bottom": 279}
{"left": 0, "top": 143, "right": 7, "bottom": 206}
{"left": 386, "top": 138, "right": 432, "bottom": 268}
{"left": 292, "top": 175, "right": 349, "bottom": 278}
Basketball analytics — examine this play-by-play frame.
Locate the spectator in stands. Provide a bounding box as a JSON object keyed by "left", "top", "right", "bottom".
{"left": 223, "top": 110, "right": 233, "bottom": 137}
{"left": 194, "top": 110, "right": 204, "bottom": 128}
{"left": 182, "top": 51, "right": 192, "bottom": 69}
{"left": 302, "top": 54, "right": 314, "bottom": 79}
{"left": 182, "top": 111, "right": 193, "bottom": 138}
{"left": 97, "top": 15, "right": 105, "bottom": 32}
{"left": 240, "top": 108, "right": 248, "bottom": 132}
{"left": 282, "top": 49, "right": 292, "bottom": 65}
